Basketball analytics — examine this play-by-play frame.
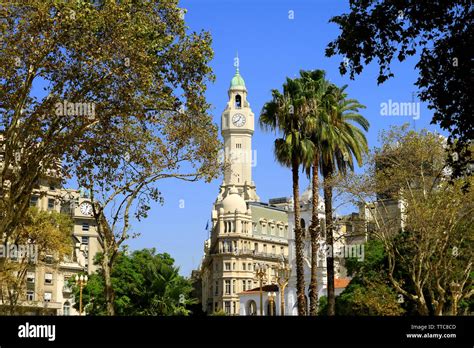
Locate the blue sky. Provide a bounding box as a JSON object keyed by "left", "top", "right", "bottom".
{"left": 100, "top": 0, "right": 445, "bottom": 275}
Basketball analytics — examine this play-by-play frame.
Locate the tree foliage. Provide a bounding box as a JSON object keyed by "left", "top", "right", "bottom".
{"left": 0, "top": 0, "right": 218, "bottom": 247}
{"left": 0, "top": 208, "right": 72, "bottom": 314}
{"left": 0, "top": 0, "right": 220, "bottom": 315}
{"left": 337, "top": 240, "right": 405, "bottom": 316}
{"left": 326, "top": 0, "right": 473, "bottom": 178}
{"left": 338, "top": 125, "right": 473, "bottom": 315}
{"left": 71, "top": 248, "right": 196, "bottom": 316}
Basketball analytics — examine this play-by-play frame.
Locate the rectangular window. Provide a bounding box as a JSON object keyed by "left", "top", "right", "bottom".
{"left": 44, "top": 292, "right": 52, "bottom": 302}
{"left": 30, "top": 196, "right": 38, "bottom": 207}
{"left": 47, "top": 198, "right": 55, "bottom": 211}
{"left": 26, "top": 271, "right": 35, "bottom": 283}
{"left": 214, "top": 281, "right": 218, "bottom": 295}
{"left": 242, "top": 263, "right": 246, "bottom": 271}
{"left": 224, "top": 301, "right": 231, "bottom": 314}
{"left": 248, "top": 280, "right": 252, "bottom": 289}
{"left": 232, "top": 280, "right": 236, "bottom": 294}
{"left": 242, "top": 280, "right": 246, "bottom": 291}
{"left": 44, "top": 273, "right": 53, "bottom": 285}
{"left": 263, "top": 244, "right": 267, "bottom": 253}
{"left": 26, "top": 290, "right": 34, "bottom": 301}
{"left": 63, "top": 276, "right": 71, "bottom": 291}
{"left": 254, "top": 243, "right": 258, "bottom": 252}
{"left": 225, "top": 280, "right": 231, "bottom": 295}
{"left": 45, "top": 254, "right": 53, "bottom": 264}
{"left": 232, "top": 262, "right": 236, "bottom": 270}
{"left": 81, "top": 236, "right": 89, "bottom": 245}
{"left": 82, "top": 223, "right": 89, "bottom": 232}
{"left": 248, "top": 263, "right": 252, "bottom": 271}
{"left": 225, "top": 262, "right": 231, "bottom": 271}
{"left": 49, "top": 184, "right": 56, "bottom": 191}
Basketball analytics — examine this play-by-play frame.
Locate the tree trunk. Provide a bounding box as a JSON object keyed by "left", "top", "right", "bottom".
{"left": 102, "top": 247, "right": 116, "bottom": 316}
{"left": 323, "top": 168, "right": 336, "bottom": 316}
{"left": 309, "top": 156, "right": 320, "bottom": 315}
{"left": 292, "top": 158, "right": 306, "bottom": 316}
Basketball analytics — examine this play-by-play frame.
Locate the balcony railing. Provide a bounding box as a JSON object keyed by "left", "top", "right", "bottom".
{"left": 212, "top": 249, "right": 286, "bottom": 261}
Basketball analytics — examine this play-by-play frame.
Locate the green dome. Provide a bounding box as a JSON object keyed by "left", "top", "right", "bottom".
{"left": 230, "top": 69, "right": 246, "bottom": 89}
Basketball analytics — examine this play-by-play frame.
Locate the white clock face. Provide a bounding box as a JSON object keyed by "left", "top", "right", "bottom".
{"left": 232, "top": 113, "right": 246, "bottom": 127}
{"left": 80, "top": 202, "right": 93, "bottom": 216}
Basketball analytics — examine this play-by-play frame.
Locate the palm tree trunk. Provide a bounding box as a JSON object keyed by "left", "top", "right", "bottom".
{"left": 324, "top": 167, "right": 336, "bottom": 316}
{"left": 292, "top": 158, "right": 307, "bottom": 316}
{"left": 309, "top": 156, "right": 320, "bottom": 315}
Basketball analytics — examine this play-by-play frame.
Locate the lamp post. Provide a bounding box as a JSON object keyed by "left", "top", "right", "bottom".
{"left": 75, "top": 274, "right": 88, "bottom": 316}
{"left": 275, "top": 261, "right": 291, "bottom": 316}
{"left": 254, "top": 263, "right": 268, "bottom": 316}
{"left": 267, "top": 292, "right": 276, "bottom": 316}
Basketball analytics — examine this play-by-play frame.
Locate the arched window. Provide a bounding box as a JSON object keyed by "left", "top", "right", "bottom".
{"left": 247, "top": 300, "right": 257, "bottom": 315}
{"left": 300, "top": 218, "right": 306, "bottom": 229}
{"left": 235, "top": 94, "right": 242, "bottom": 108}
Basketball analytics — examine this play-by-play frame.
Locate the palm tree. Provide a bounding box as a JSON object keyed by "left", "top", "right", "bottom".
{"left": 297, "top": 70, "right": 330, "bottom": 315}
{"left": 260, "top": 77, "right": 314, "bottom": 316}
{"left": 319, "top": 84, "right": 369, "bottom": 315}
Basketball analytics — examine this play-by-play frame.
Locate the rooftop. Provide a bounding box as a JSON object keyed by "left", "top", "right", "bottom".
{"left": 239, "top": 284, "right": 279, "bottom": 295}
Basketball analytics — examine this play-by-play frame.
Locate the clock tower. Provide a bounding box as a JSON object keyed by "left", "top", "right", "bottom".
{"left": 219, "top": 66, "right": 259, "bottom": 202}
{"left": 201, "top": 63, "right": 289, "bottom": 315}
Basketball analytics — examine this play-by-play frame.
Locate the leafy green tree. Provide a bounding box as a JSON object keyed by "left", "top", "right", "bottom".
{"left": 339, "top": 126, "right": 473, "bottom": 315}
{"left": 338, "top": 240, "right": 405, "bottom": 316}
{"left": 0, "top": 208, "right": 72, "bottom": 314}
{"left": 326, "top": 0, "right": 473, "bottom": 178}
{"left": 0, "top": 0, "right": 219, "bottom": 306}
{"left": 260, "top": 78, "right": 315, "bottom": 316}
{"left": 72, "top": 249, "right": 196, "bottom": 316}
{"left": 318, "top": 240, "right": 405, "bottom": 316}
